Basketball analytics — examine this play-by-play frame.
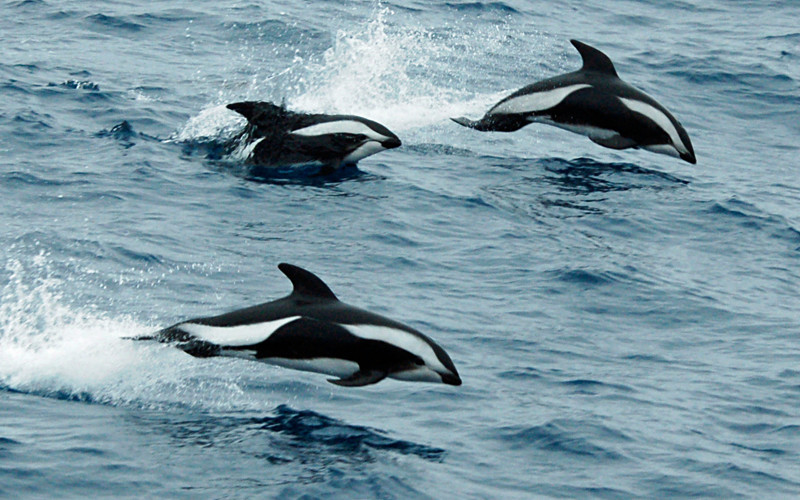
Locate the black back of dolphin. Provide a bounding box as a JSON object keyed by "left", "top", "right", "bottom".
{"left": 227, "top": 102, "right": 320, "bottom": 135}
{"left": 228, "top": 102, "right": 399, "bottom": 141}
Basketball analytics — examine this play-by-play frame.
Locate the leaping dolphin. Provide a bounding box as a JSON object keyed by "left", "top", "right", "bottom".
{"left": 452, "top": 39, "right": 696, "bottom": 164}
{"left": 134, "top": 263, "right": 461, "bottom": 387}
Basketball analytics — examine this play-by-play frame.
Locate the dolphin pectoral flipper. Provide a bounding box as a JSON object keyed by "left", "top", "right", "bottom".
{"left": 328, "top": 370, "right": 388, "bottom": 387}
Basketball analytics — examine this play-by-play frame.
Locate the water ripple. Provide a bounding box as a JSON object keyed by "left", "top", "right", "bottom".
{"left": 496, "top": 419, "right": 630, "bottom": 460}
{"left": 84, "top": 13, "right": 146, "bottom": 32}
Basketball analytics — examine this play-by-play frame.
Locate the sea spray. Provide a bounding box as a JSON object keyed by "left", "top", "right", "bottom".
{"left": 0, "top": 255, "right": 259, "bottom": 410}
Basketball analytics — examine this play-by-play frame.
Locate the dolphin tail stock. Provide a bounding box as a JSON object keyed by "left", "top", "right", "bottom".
{"left": 122, "top": 329, "right": 222, "bottom": 358}
{"left": 123, "top": 334, "right": 155, "bottom": 341}
{"left": 450, "top": 116, "right": 484, "bottom": 129}
{"left": 451, "top": 115, "right": 517, "bottom": 132}
{"left": 124, "top": 328, "right": 222, "bottom": 358}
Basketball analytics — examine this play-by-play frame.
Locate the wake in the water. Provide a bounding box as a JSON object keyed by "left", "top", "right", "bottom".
{"left": 0, "top": 256, "right": 254, "bottom": 410}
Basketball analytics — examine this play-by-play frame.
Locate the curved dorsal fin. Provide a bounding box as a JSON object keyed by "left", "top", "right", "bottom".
{"left": 227, "top": 101, "right": 287, "bottom": 124}
{"left": 278, "top": 263, "right": 338, "bottom": 300}
{"left": 571, "top": 39, "right": 618, "bottom": 77}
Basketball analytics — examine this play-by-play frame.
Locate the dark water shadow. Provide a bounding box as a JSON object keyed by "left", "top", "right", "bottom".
{"left": 205, "top": 159, "right": 384, "bottom": 187}
{"left": 538, "top": 156, "right": 689, "bottom": 194}
{"left": 140, "top": 404, "right": 445, "bottom": 463}
{"left": 481, "top": 156, "right": 689, "bottom": 220}
{"left": 0, "top": 385, "right": 443, "bottom": 463}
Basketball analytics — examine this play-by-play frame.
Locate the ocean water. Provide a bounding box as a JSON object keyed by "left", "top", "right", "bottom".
{"left": 2, "top": 0, "right": 799, "bottom": 497}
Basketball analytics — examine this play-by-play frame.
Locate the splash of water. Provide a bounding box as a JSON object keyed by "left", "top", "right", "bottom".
{"left": 172, "top": 104, "right": 245, "bottom": 143}
{"left": 0, "top": 256, "right": 142, "bottom": 397}
{"left": 289, "top": 6, "right": 491, "bottom": 133}
{"left": 0, "top": 256, "right": 255, "bottom": 409}
{"left": 177, "top": 5, "right": 513, "bottom": 146}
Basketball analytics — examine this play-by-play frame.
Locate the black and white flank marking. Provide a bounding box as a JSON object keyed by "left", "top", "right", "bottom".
{"left": 452, "top": 39, "right": 696, "bottom": 164}
{"left": 226, "top": 101, "right": 401, "bottom": 172}
{"left": 134, "top": 263, "right": 461, "bottom": 387}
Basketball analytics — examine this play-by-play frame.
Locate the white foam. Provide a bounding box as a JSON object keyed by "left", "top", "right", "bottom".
{"left": 286, "top": 7, "right": 495, "bottom": 134}
{"left": 0, "top": 259, "right": 163, "bottom": 402}
{"left": 172, "top": 104, "right": 246, "bottom": 143}
{"left": 0, "top": 257, "right": 256, "bottom": 410}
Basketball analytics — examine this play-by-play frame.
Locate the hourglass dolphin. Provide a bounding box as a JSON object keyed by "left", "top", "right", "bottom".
{"left": 452, "top": 39, "right": 696, "bottom": 164}
{"left": 227, "top": 101, "right": 401, "bottom": 171}
{"left": 134, "top": 263, "right": 461, "bottom": 387}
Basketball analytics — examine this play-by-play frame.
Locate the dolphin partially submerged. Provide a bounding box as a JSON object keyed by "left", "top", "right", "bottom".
{"left": 227, "top": 101, "right": 402, "bottom": 172}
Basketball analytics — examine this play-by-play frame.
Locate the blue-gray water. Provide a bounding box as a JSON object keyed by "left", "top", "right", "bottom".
{"left": 2, "top": 1, "right": 799, "bottom": 498}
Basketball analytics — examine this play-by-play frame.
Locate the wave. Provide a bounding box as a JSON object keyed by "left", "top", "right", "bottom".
{"left": 559, "top": 378, "right": 635, "bottom": 394}
{"left": 705, "top": 197, "right": 800, "bottom": 249}
{"left": 84, "top": 13, "right": 146, "bottom": 33}
{"left": 443, "top": 2, "right": 519, "bottom": 14}
{"left": 495, "top": 419, "right": 630, "bottom": 460}
{"left": 0, "top": 171, "right": 91, "bottom": 188}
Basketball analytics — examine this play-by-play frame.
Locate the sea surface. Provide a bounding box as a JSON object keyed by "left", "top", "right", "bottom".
{"left": 2, "top": 0, "right": 799, "bottom": 498}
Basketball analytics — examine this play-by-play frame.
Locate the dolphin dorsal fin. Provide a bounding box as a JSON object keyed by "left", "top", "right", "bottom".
{"left": 571, "top": 39, "right": 618, "bottom": 77}
{"left": 227, "top": 101, "right": 287, "bottom": 124}
{"left": 278, "top": 263, "right": 338, "bottom": 300}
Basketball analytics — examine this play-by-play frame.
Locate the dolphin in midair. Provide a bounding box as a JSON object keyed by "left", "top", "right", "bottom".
{"left": 133, "top": 263, "right": 461, "bottom": 387}
{"left": 452, "top": 39, "right": 696, "bottom": 164}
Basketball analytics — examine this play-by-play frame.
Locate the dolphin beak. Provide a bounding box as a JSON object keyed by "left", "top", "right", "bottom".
{"left": 681, "top": 150, "right": 697, "bottom": 165}
{"left": 382, "top": 137, "right": 402, "bottom": 150}
{"left": 441, "top": 372, "right": 462, "bottom": 386}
